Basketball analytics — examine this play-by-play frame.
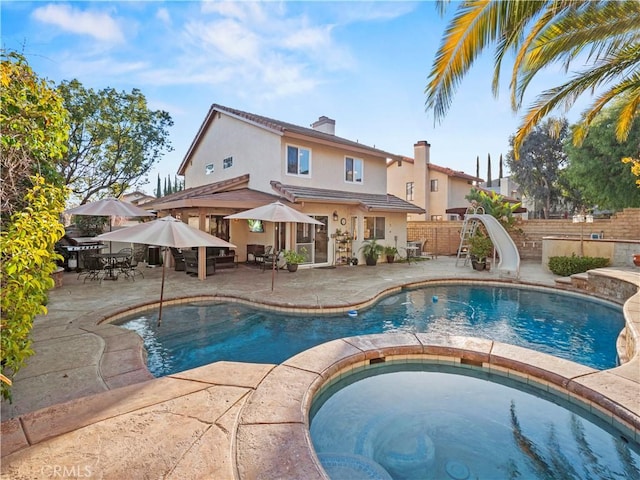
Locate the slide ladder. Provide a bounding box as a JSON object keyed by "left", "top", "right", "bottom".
{"left": 455, "top": 206, "right": 484, "bottom": 267}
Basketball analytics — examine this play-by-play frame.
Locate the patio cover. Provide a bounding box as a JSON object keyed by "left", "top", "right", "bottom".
{"left": 270, "top": 181, "right": 425, "bottom": 214}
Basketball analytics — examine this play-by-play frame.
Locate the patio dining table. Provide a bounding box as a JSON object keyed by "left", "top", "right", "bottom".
{"left": 95, "top": 252, "right": 131, "bottom": 280}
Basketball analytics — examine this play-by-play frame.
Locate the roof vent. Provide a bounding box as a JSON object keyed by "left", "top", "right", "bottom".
{"left": 311, "top": 116, "right": 335, "bottom": 135}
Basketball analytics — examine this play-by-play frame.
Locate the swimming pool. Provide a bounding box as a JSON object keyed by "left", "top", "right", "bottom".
{"left": 310, "top": 361, "right": 640, "bottom": 480}
{"left": 116, "top": 284, "right": 625, "bottom": 377}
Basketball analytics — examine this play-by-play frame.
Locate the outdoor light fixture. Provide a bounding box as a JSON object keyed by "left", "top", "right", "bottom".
{"left": 572, "top": 210, "right": 593, "bottom": 256}
{"left": 333, "top": 211, "right": 339, "bottom": 221}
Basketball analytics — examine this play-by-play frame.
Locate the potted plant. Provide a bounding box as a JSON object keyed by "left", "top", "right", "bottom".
{"left": 384, "top": 246, "right": 398, "bottom": 263}
{"left": 359, "top": 239, "right": 384, "bottom": 266}
{"left": 283, "top": 248, "right": 307, "bottom": 272}
{"left": 468, "top": 232, "right": 493, "bottom": 271}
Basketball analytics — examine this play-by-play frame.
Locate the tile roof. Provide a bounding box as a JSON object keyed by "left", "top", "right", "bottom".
{"left": 392, "top": 156, "right": 482, "bottom": 182}
{"left": 270, "top": 181, "right": 425, "bottom": 214}
{"left": 145, "top": 175, "right": 283, "bottom": 211}
{"left": 212, "top": 104, "right": 400, "bottom": 159}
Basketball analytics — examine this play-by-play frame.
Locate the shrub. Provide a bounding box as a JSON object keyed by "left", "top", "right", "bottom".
{"left": 548, "top": 254, "right": 609, "bottom": 276}
{"left": 1, "top": 176, "right": 67, "bottom": 400}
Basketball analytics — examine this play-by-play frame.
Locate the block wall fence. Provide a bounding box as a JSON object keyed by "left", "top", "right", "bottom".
{"left": 407, "top": 208, "right": 640, "bottom": 261}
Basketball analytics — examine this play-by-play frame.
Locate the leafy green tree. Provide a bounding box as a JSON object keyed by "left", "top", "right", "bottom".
{"left": 505, "top": 118, "right": 569, "bottom": 218}
{"left": 1, "top": 52, "right": 69, "bottom": 398}
{"left": 564, "top": 101, "right": 640, "bottom": 209}
{"left": 1, "top": 52, "right": 67, "bottom": 224}
{"left": 57, "top": 79, "right": 174, "bottom": 204}
{"left": 466, "top": 188, "right": 521, "bottom": 229}
{"left": 425, "top": 1, "right": 640, "bottom": 159}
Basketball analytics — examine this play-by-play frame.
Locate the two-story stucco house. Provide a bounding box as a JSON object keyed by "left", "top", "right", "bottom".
{"left": 148, "top": 104, "right": 424, "bottom": 267}
{"left": 387, "top": 141, "right": 481, "bottom": 222}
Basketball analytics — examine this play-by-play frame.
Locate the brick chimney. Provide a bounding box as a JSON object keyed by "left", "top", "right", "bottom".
{"left": 311, "top": 116, "right": 335, "bottom": 135}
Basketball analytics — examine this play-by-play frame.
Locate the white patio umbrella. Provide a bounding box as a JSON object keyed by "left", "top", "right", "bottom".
{"left": 65, "top": 198, "right": 156, "bottom": 219}
{"left": 225, "top": 201, "right": 323, "bottom": 290}
{"left": 96, "top": 216, "right": 236, "bottom": 325}
{"left": 65, "top": 198, "right": 156, "bottom": 255}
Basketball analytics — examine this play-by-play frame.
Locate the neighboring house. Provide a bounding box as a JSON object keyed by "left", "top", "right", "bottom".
{"left": 121, "top": 191, "right": 157, "bottom": 206}
{"left": 147, "top": 104, "right": 424, "bottom": 266}
{"left": 387, "top": 141, "right": 481, "bottom": 221}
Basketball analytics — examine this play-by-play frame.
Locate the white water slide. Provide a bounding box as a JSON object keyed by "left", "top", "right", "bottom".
{"left": 466, "top": 214, "right": 521, "bottom": 278}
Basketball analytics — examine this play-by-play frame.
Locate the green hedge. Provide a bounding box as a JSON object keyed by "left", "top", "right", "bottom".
{"left": 548, "top": 254, "right": 609, "bottom": 276}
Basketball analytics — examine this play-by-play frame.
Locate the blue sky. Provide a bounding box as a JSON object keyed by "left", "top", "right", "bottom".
{"left": 2, "top": 1, "right": 584, "bottom": 195}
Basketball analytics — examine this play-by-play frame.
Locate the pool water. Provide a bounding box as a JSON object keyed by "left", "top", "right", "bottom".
{"left": 116, "top": 285, "right": 625, "bottom": 377}
{"left": 310, "top": 362, "right": 640, "bottom": 480}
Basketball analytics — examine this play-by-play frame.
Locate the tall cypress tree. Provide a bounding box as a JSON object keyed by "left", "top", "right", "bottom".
{"left": 156, "top": 174, "right": 161, "bottom": 198}
{"left": 487, "top": 153, "right": 492, "bottom": 187}
{"left": 167, "top": 176, "right": 172, "bottom": 194}
{"left": 476, "top": 155, "right": 480, "bottom": 181}
{"left": 498, "top": 154, "right": 504, "bottom": 187}
{"left": 163, "top": 177, "right": 167, "bottom": 196}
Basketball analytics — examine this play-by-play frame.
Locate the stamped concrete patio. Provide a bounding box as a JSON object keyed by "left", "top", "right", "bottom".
{"left": 1, "top": 257, "right": 638, "bottom": 479}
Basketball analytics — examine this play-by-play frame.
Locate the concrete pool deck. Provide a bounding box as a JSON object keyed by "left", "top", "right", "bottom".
{"left": 1, "top": 258, "right": 639, "bottom": 479}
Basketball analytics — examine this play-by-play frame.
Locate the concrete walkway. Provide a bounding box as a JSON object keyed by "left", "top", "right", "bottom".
{"left": 1, "top": 258, "right": 638, "bottom": 479}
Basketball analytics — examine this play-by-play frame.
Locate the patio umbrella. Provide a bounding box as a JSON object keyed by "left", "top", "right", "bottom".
{"left": 65, "top": 198, "right": 156, "bottom": 252}
{"left": 65, "top": 198, "right": 156, "bottom": 219}
{"left": 96, "top": 216, "right": 236, "bottom": 325}
{"left": 225, "top": 201, "right": 322, "bottom": 290}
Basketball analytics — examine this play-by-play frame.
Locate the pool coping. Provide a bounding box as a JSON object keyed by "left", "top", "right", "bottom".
{"left": 236, "top": 334, "right": 640, "bottom": 479}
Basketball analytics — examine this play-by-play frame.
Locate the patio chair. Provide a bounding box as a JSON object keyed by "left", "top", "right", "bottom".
{"left": 77, "top": 255, "right": 105, "bottom": 283}
{"left": 183, "top": 249, "right": 216, "bottom": 276}
{"left": 120, "top": 253, "right": 145, "bottom": 281}
{"left": 170, "top": 247, "right": 186, "bottom": 271}
{"left": 254, "top": 245, "right": 273, "bottom": 266}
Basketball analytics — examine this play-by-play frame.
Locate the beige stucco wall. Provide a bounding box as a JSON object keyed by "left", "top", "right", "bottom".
{"left": 387, "top": 160, "right": 418, "bottom": 210}
{"left": 183, "top": 114, "right": 282, "bottom": 193}
{"left": 279, "top": 135, "right": 388, "bottom": 195}
{"left": 447, "top": 177, "right": 475, "bottom": 216}
{"left": 223, "top": 204, "right": 408, "bottom": 265}
{"left": 185, "top": 113, "right": 389, "bottom": 197}
{"left": 427, "top": 170, "right": 449, "bottom": 220}
{"left": 387, "top": 161, "right": 475, "bottom": 222}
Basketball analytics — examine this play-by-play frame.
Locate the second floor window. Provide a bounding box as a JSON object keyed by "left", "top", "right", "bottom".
{"left": 406, "top": 181, "right": 414, "bottom": 201}
{"left": 430, "top": 179, "right": 439, "bottom": 192}
{"left": 223, "top": 156, "right": 233, "bottom": 169}
{"left": 205, "top": 163, "right": 214, "bottom": 175}
{"left": 287, "top": 145, "right": 310, "bottom": 176}
{"left": 345, "top": 157, "right": 363, "bottom": 183}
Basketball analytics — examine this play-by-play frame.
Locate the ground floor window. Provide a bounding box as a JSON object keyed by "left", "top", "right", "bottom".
{"left": 363, "top": 216, "right": 385, "bottom": 240}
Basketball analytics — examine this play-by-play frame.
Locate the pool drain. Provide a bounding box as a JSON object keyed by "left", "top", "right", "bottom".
{"left": 445, "top": 459, "right": 470, "bottom": 480}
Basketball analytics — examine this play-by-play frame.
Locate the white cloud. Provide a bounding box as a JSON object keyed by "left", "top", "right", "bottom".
{"left": 184, "top": 18, "right": 261, "bottom": 61}
{"left": 334, "top": 2, "right": 417, "bottom": 23}
{"left": 156, "top": 7, "right": 171, "bottom": 26}
{"left": 31, "top": 4, "right": 125, "bottom": 43}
